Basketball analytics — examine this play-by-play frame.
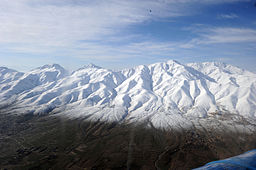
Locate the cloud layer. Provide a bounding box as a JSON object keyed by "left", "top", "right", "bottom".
{"left": 0, "top": 0, "right": 255, "bottom": 71}
{"left": 0, "top": 0, "right": 248, "bottom": 44}
{"left": 181, "top": 27, "right": 256, "bottom": 48}
{"left": 0, "top": 0, "right": 186, "bottom": 44}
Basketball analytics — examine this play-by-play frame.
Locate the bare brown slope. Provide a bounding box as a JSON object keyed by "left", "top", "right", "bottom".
{"left": 0, "top": 111, "right": 256, "bottom": 170}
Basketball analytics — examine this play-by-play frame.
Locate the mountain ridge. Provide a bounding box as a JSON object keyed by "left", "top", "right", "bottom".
{"left": 0, "top": 60, "right": 256, "bottom": 128}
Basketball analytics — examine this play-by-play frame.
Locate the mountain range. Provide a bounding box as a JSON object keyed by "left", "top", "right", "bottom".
{"left": 1, "top": 60, "right": 256, "bottom": 129}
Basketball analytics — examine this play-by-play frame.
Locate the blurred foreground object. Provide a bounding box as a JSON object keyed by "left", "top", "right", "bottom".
{"left": 194, "top": 149, "right": 256, "bottom": 170}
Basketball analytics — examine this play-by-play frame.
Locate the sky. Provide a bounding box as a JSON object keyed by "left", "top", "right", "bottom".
{"left": 0, "top": 0, "right": 256, "bottom": 72}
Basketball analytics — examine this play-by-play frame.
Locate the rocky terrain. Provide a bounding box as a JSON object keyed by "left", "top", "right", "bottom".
{"left": 0, "top": 108, "right": 256, "bottom": 169}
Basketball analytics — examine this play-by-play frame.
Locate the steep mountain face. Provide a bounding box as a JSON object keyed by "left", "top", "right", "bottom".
{"left": 0, "top": 61, "right": 256, "bottom": 128}
{"left": 0, "top": 67, "right": 24, "bottom": 84}
{"left": 0, "top": 67, "right": 24, "bottom": 91}
{"left": 188, "top": 62, "right": 256, "bottom": 117}
{"left": 0, "top": 64, "right": 68, "bottom": 104}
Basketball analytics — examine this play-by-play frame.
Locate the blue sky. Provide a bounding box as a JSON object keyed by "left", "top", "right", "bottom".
{"left": 0, "top": 0, "right": 256, "bottom": 72}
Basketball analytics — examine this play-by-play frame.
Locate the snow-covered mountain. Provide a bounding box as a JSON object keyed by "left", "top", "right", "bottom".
{"left": 0, "top": 60, "right": 256, "bottom": 128}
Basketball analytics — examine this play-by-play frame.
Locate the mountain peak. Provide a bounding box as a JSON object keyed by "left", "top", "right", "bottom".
{"left": 72, "top": 63, "right": 103, "bottom": 74}
{"left": 37, "top": 64, "right": 65, "bottom": 70}
{"left": 0, "top": 66, "right": 8, "bottom": 70}
{"left": 86, "top": 63, "right": 102, "bottom": 69}
{"left": 0, "top": 67, "right": 19, "bottom": 73}
{"left": 166, "top": 60, "right": 181, "bottom": 65}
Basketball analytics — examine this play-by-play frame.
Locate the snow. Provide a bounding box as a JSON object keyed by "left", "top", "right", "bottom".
{"left": 0, "top": 60, "right": 256, "bottom": 128}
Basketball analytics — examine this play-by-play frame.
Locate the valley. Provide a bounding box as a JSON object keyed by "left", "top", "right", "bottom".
{"left": 0, "top": 110, "right": 255, "bottom": 169}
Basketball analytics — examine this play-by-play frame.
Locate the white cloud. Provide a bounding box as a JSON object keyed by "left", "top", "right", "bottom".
{"left": 181, "top": 27, "right": 256, "bottom": 48}
{"left": 218, "top": 13, "right": 238, "bottom": 19}
{"left": 202, "top": 27, "right": 256, "bottom": 43}
{"left": 0, "top": 0, "right": 249, "bottom": 62}
{"left": 0, "top": 0, "right": 185, "bottom": 45}
{"left": 0, "top": 0, "right": 246, "bottom": 44}
{"left": 64, "top": 41, "right": 177, "bottom": 60}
